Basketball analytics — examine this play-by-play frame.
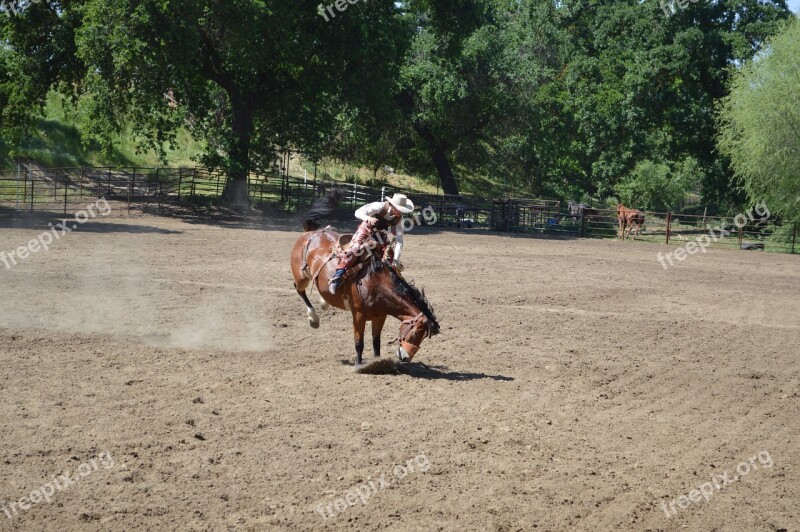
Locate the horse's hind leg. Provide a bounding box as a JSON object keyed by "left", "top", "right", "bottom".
{"left": 371, "top": 315, "right": 387, "bottom": 358}
{"left": 294, "top": 282, "right": 320, "bottom": 329}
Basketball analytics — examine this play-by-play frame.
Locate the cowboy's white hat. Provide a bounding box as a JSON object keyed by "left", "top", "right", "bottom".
{"left": 385, "top": 193, "right": 415, "bottom": 214}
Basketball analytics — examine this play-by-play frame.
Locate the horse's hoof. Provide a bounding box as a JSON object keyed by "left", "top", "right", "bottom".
{"left": 307, "top": 309, "right": 320, "bottom": 328}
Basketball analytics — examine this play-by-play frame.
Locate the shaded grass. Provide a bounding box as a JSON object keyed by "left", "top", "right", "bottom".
{"left": 2, "top": 92, "right": 205, "bottom": 171}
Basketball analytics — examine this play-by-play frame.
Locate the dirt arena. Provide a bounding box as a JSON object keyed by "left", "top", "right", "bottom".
{"left": 1, "top": 207, "right": 798, "bottom": 531}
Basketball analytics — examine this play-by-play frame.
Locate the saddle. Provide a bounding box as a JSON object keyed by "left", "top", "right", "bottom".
{"left": 335, "top": 234, "right": 354, "bottom": 255}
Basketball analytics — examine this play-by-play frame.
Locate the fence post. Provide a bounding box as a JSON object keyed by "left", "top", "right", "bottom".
{"left": 63, "top": 175, "right": 68, "bottom": 215}
{"left": 29, "top": 172, "right": 34, "bottom": 212}
{"left": 666, "top": 212, "right": 672, "bottom": 245}
{"left": 19, "top": 169, "right": 25, "bottom": 210}
{"left": 580, "top": 209, "right": 586, "bottom": 237}
{"left": 177, "top": 168, "right": 182, "bottom": 199}
{"left": 792, "top": 222, "right": 797, "bottom": 254}
{"left": 738, "top": 224, "right": 743, "bottom": 249}
{"left": 107, "top": 168, "right": 112, "bottom": 196}
{"left": 79, "top": 167, "right": 84, "bottom": 199}
{"left": 155, "top": 167, "right": 161, "bottom": 210}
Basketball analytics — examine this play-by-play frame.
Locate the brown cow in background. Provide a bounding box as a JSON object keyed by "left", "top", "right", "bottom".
{"left": 617, "top": 204, "right": 645, "bottom": 240}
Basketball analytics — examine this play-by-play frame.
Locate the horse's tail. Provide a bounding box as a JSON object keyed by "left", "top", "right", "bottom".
{"left": 302, "top": 192, "right": 341, "bottom": 231}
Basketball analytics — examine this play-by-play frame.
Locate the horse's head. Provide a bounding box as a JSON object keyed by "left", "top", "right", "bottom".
{"left": 387, "top": 268, "right": 440, "bottom": 363}
{"left": 397, "top": 312, "right": 440, "bottom": 362}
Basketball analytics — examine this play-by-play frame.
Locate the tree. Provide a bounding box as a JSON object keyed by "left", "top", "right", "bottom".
{"left": 717, "top": 17, "right": 800, "bottom": 221}
{"left": 557, "top": 0, "right": 791, "bottom": 209}
{"left": 72, "top": 0, "right": 405, "bottom": 205}
{"left": 614, "top": 157, "right": 700, "bottom": 212}
{"left": 0, "top": 0, "right": 85, "bottom": 158}
{"left": 389, "top": 0, "right": 569, "bottom": 196}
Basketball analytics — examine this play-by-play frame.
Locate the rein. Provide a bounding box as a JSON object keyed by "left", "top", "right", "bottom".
{"left": 310, "top": 253, "right": 337, "bottom": 290}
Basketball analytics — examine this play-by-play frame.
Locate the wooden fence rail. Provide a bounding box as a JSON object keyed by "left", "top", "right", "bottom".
{"left": 0, "top": 166, "right": 796, "bottom": 255}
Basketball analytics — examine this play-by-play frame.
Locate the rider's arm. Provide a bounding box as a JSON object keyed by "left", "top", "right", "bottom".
{"left": 393, "top": 223, "right": 404, "bottom": 261}
{"left": 355, "top": 202, "right": 383, "bottom": 222}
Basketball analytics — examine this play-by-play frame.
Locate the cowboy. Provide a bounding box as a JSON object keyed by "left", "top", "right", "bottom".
{"left": 329, "top": 193, "right": 415, "bottom": 294}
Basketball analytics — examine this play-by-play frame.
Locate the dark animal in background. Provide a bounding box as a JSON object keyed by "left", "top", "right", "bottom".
{"left": 568, "top": 201, "right": 601, "bottom": 221}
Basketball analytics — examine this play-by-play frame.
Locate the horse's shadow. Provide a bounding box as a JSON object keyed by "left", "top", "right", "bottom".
{"left": 339, "top": 360, "right": 513, "bottom": 382}
{"left": 403, "top": 363, "right": 514, "bottom": 381}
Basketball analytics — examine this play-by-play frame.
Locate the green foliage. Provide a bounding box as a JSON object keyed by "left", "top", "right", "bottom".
{"left": 765, "top": 223, "right": 796, "bottom": 253}
{"left": 718, "top": 17, "right": 800, "bottom": 222}
{"left": 0, "top": 0, "right": 795, "bottom": 209}
{"left": 614, "top": 157, "right": 700, "bottom": 212}
{"left": 2, "top": 91, "right": 204, "bottom": 168}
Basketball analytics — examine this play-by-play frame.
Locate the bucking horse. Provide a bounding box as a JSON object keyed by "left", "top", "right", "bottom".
{"left": 290, "top": 196, "right": 440, "bottom": 368}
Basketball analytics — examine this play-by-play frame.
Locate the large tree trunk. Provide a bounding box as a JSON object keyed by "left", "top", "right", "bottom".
{"left": 223, "top": 89, "right": 255, "bottom": 209}
{"left": 412, "top": 119, "right": 459, "bottom": 196}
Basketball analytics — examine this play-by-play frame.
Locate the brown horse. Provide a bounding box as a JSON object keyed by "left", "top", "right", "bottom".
{"left": 617, "top": 204, "right": 645, "bottom": 240}
{"left": 290, "top": 198, "right": 440, "bottom": 367}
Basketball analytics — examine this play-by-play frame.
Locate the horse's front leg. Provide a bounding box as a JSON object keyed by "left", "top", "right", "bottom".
{"left": 352, "top": 312, "right": 367, "bottom": 367}
{"left": 371, "top": 315, "right": 387, "bottom": 358}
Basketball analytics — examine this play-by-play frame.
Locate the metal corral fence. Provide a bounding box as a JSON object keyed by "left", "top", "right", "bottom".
{"left": 0, "top": 165, "right": 394, "bottom": 214}
{"left": 0, "top": 165, "right": 796, "bottom": 254}
{"left": 567, "top": 208, "right": 797, "bottom": 254}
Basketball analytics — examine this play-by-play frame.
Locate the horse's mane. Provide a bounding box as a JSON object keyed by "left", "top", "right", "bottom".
{"left": 387, "top": 267, "right": 440, "bottom": 335}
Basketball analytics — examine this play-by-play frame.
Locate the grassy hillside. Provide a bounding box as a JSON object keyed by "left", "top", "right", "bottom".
{"left": 293, "top": 157, "right": 535, "bottom": 197}
{"left": 1, "top": 92, "right": 204, "bottom": 170}
{"left": 3, "top": 92, "right": 532, "bottom": 198}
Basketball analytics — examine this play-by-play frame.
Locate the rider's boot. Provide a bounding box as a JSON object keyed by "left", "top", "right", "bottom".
{"left": 329, "top": 268, "right": 347, "bottom": 293}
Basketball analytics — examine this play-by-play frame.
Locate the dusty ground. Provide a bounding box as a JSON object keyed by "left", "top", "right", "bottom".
{"left": 0, "top": 207, "right": 798, "bottom": 532}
